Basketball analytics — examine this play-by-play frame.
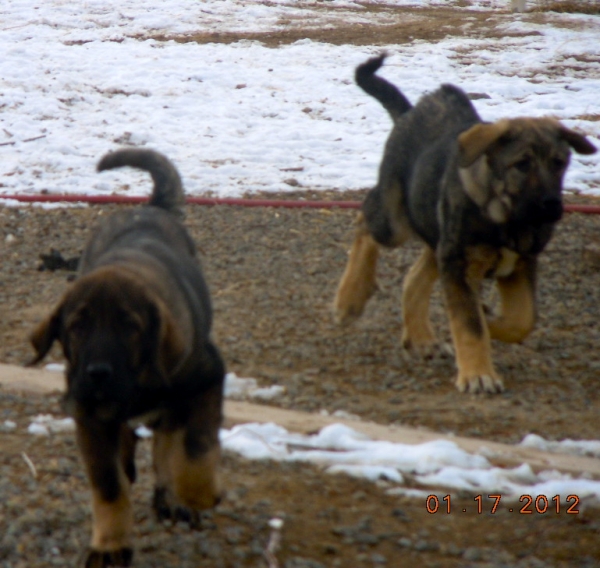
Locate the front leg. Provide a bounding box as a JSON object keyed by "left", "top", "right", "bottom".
{"left": 440, "top": 248, "right": 503, "bottom": 394}
{"left": 152, "top": 382, "right": 223, "bottom": 525}
{"left": 75, "top": 418, "right": 135, "bottom": 567}
{"left": 488, "top": 256, "right": 536, "bottom": 343}
{"left": 401, "top": 246, "right": 439, "bottom": 352}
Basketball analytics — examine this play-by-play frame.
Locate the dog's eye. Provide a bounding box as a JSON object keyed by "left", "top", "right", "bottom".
{"left": 121, "top": 317, "right": 142, "bottom": 335}
{"left": 66, "top": 316, "right": 86, "bottom": 333}
{"left": 513, "top": 158, "right": 532, "bottom": 173}
{"left": 551, "top": 157, "right": 567, "bottom": 171}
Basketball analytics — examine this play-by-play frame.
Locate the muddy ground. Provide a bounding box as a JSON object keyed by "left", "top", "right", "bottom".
{"left": 2, "top": 3, "right": 600, "bottom": 568}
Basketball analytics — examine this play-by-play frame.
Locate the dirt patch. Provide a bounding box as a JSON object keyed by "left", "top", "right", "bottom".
{"left": 150, "top": 6, "right": 549, "bottom": 48}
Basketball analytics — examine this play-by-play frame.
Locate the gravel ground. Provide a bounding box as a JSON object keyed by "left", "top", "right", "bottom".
{"left": 2, "top": 192, "right": 600, "bottom": 567}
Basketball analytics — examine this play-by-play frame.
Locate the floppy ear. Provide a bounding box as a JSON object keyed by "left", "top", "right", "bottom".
{"left": 457, "top": 120, "right": 510, "bottom": 168}
{"left": 558, "top": 126, "right": 597, "bottom": 155}
{"left": 147, "top": 299, "right": 189, "bottom": 384}
{"left": 28, "top": 306, "right": 63, "bottom": 366}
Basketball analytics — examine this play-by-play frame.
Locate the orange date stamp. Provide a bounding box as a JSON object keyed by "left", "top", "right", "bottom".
{"left": 426, "top": 494, "right": 580, "bottom": 514}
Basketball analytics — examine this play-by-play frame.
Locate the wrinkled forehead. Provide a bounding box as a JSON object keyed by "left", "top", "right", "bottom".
{"left": 501, "top": 118, "right": 571, "bottom": 157}
{"left": 62, "top": 273, "right": 148, "bottom": 321}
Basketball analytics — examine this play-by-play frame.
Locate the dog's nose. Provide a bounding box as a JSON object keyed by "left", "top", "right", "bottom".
{"left": 541, "top": 197, "right": 563, "bottom": 222}
{"left": 86, "top": 362, "right": 113, "bottom": 381}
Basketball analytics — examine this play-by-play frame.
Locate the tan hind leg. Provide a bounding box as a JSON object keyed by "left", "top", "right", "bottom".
{"left": 333, "top": 212, "right": 380, "bottom": 325}
{"left": 401, "top": 247, "right": 439, "bottom": 350}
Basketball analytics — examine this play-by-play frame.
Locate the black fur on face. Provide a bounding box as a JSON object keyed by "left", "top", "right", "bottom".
{"left": 485, "top": 122, "right": 573, "bottom": 227}
{"left": 31, "top": 270, "right": 185, "bottom": 422}
{"left": 62, "top": 297, "right": 144, "bottom": 420}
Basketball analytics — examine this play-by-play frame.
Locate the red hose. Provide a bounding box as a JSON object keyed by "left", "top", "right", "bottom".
{"left": 1, "top": 193, "right": 600, "bottom": 214}
{"left": 0, "top": 193, "right": 361, "bottom": 209}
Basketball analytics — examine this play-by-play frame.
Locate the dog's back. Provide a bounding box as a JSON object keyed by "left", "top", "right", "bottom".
{"left": 359, "top": 55, "right": 481, "bottom": 248}
{"left": 358, "top": 55, "right": 480, "bottom": 177}
{"left": 77, "top": 148, "right": 214, "bottom": 349}
{"left": 79, "top": 149, "right": 196, "bottom": 274}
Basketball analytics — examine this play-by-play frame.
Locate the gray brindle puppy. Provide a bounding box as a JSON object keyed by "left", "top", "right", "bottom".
{"left": 334, "top": 54, "right": 596, "bottom": 394}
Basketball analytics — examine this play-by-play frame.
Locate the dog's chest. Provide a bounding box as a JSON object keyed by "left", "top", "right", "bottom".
{"left": 466, "top": 245, "right": 521, "bottom": 280}
{"left": 128, "top": 408, "right": 165, "bottom": 431}
{"left": 494, "top": 248, "right": 520, "bottom": 278}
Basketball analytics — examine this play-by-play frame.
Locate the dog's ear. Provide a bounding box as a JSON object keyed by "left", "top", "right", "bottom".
{"left": 28, "top": 306, "right": 63, "bottom": 366}
{"left": 147, "top": 299, "right": 189, "bottom": 384}
{"left": 457, "top": 121, "right": 510, "bottom": 168}
{"left": 558, "top": 126, "right": 597, "bottom": 155}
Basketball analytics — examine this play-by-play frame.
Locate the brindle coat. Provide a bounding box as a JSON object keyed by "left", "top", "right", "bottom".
{"left": 334, "top": 54, "right": 596, "bottom": 394}
{"left": 30, "top": 149, "right": 225, "bottom": 567}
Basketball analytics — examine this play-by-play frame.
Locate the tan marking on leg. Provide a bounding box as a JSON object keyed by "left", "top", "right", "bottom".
{"left": 488, "top": 259, "right": 535, "bottom": 343}
{"left": 333, "top": 212, "right": 380, "bottom": 325}
{"left": 448, "top": 305, "right": 503, "bottom": 393}
{"left": 443, "top": 247, "right": 504, "bottom": 393}
{"left": 173, "top": 443, "right": 221, "bottom": 509}
{"left": 153, "top": 430, "right": 221, "bottom": 510}
{"left": 75, "top": 422, "right": 134, "bottom": 553}
{"left": 90, "top": 478, "right": 133, "bottom": 551}
{"left": 401, "top": 247, "right": 439, "bottom": 349}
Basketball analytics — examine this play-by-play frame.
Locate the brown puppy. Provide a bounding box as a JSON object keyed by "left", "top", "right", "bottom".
{"left": 334, "top": 54, "right": 596, "bottom": 394}
{"left": 29, "top": 149, "right": 225, "bottom": 567}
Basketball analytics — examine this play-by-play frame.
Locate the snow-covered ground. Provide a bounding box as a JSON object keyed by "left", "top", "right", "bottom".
{"left": 0, "top": 0, "right": 598, "bottom": 200}
{"left": 2, "top": 0, "right": 600, "bottom": 500}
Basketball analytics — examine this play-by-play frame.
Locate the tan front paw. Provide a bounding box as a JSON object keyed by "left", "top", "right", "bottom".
{"left": 401, "top": 324, "right": 437, "bottom": 352}
{"left": 332, "top": 279, "right": 377, "bottom": 326}
{"left": 455, "top": 373, "right": 504, "bottom": 394}
{"left": 152, "top": 486, "right": 220, "bottom": 529}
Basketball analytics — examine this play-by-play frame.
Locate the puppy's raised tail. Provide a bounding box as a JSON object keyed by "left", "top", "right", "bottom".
{"left": 356, "top": 54, "right": 412, "bottom": 123}
{"left": 97, "top": 148, "right": 185, "bottom": 216}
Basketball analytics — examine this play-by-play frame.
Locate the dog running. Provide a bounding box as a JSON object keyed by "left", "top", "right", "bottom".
{"left": 334, "top": 54, "right": 596, "bottom": 394}
{"left": 29, "top": 149, "right": 225, "bottom": 567}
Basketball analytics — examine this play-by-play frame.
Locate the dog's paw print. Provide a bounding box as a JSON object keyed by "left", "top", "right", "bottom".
{"left": 456, "top": 373, "right": 504, "bottom": 394}
{"left": 81, "top": 547, "right": 133, "bottom": 568}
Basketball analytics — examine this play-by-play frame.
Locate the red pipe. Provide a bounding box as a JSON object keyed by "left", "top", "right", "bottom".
{"left": 560, "top": 203, "right": 600, "bottom": 215}
{"left": 1, "top": 193, "right": 600, "bottom": 214}
{"left": 0, "top": 193, "right": 361, "bottom": 209}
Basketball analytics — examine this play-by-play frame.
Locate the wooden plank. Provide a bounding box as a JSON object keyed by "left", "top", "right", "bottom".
{"left": 2, "top": 363, "right": 599, "bottom": 477}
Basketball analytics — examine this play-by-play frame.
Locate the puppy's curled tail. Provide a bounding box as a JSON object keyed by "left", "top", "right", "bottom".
{"left": 97, "top": 148, "right": 185, "bottom": 216}
{"left": 355, "top": 54, "right": 412, "bottom": 123}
